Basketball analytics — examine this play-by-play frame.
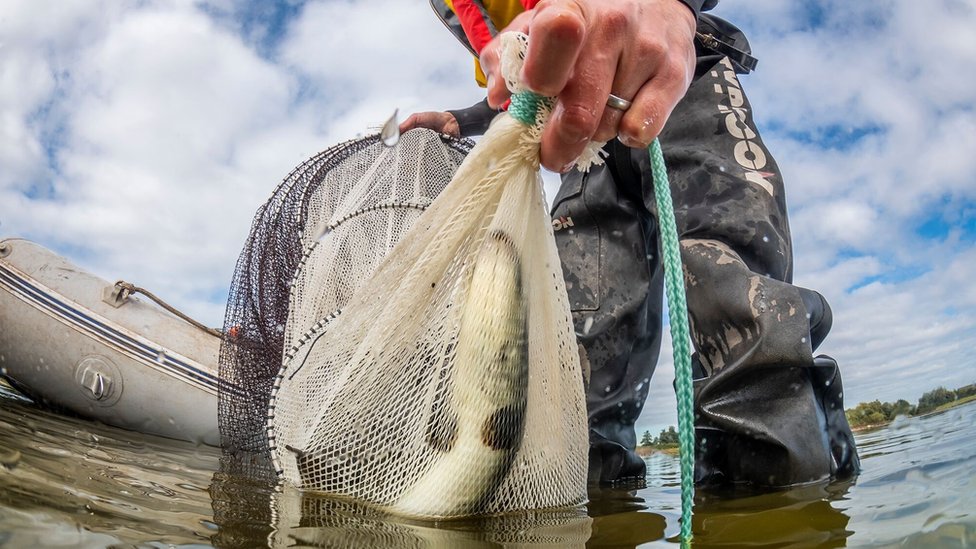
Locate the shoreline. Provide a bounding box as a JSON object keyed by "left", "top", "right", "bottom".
{"left": 850, "top": 395, "right": 976, "bottom": 432}
{"left": 636, "top": 445, "right": 679, "bottom": 458}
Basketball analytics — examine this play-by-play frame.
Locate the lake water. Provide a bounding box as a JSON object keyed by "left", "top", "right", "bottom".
{"left": 1, "top": 380, "right": 973, "bottom": 548}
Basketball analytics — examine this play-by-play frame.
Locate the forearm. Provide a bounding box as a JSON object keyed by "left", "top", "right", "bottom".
{"left": 447, "top": 98, "right": 502, "bottom": 138}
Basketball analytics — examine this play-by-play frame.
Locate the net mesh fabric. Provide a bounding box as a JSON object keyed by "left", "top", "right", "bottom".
{"left": 219, "top": 130, "right": 472, "bottom": 457}
{"left": 225, "top": 33, "right": 588, "bottom": 519}
{"left": 267, "top": 116, "right": 588, "bottom": 516}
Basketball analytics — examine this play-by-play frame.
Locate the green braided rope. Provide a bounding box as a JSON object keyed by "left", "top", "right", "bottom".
{"left": 511, "top": 90, "right": 695, "bottom": 543}
{"left": 649, "top": 139, "right": 695, "bottom": 544}
{"left": 509, "top": 91, "right": 551, "bottom": 126}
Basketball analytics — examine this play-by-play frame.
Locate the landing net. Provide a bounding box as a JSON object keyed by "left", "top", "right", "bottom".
{"left": 218, "top": 130, "right": 472, "bottom": 457}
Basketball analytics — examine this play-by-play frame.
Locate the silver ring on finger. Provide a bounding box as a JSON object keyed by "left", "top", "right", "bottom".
{"left": 606, "top": 93, "right": 633, "bottom": 111}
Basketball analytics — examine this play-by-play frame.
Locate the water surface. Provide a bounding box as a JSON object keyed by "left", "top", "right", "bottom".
{"left": 1, "top": 381, "right": 973, "bottom": 547}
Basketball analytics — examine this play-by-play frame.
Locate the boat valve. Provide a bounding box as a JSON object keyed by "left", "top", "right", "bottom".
{"left": 75, "top": 356, "right": 121, "bottom": 404}
{"left": 80, "top": 368, "right": 113, "bottom": 401}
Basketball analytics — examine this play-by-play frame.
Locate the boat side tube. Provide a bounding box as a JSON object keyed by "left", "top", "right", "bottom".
{"left": 0, "top": 238, "right": 223, "bottom": 446}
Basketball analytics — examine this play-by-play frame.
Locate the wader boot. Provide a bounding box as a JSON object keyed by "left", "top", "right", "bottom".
{"left": 551, "top": 15, "right": 860, "bottom": 486}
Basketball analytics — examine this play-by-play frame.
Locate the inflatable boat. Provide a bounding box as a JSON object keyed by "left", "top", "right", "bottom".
{"left": 0, "top": 237, "right": 222, "bottom": 446}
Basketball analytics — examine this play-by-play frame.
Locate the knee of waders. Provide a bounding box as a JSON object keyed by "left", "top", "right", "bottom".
{"left": 693, "top": 355, "right": 860, "bottom": 488}
{"left": 798, "top": 287, "right": 833, "bottom": 351}
{"left": 810, "top": 355, "right": 861, "bottom": 480}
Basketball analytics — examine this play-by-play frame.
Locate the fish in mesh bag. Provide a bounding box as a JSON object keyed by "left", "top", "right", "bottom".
{"left": 218, "top": 129, "right": 473, "bottom": 460}
{"left": 267, "top": 32, "right": 596, "bottom": 518}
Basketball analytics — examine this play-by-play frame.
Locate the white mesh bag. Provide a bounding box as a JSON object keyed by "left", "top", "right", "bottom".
{"left": 268, "top": 33, "right": 590, "bottom": 518}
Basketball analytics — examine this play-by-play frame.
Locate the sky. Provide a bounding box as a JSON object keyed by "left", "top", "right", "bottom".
{"left": 1, "top": 0, "right": 974, "bottom": 437}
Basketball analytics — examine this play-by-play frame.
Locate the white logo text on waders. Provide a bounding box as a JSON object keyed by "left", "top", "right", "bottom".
{"left": 712, "top": 57, "right": 774, "bottom": 197}
{"left": 552, "top": 216, "right": 575, "bottom": 231}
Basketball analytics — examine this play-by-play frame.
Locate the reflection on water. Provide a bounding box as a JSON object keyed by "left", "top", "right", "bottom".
{"left": 691, "top": 483, "right": 854, "bottom": 548}
{"left": 274, "top": 489, "right": 592, "bottom": 548}
{"left": 844, "top": 405, "right": 976, "bottom": 548}
{"left": 1, "top": 378, "right": 974, "bottom": 548}
{"left": 0, "top": 382, "right": 219, "bottom": 547}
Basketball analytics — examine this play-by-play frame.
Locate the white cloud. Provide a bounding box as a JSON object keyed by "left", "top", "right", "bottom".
{"left": 717, "top": 0, "right": 976, "bottom": 221}
{"left": 277, "top": 0, "right": 484, "bottom": 138}
{"left": 1, "top": 0, "right": 481, "bottom": 325}
{"left": 801, "top": 199, "right": 880, "bottom": 249}
{"left": 1, "top": 1, "right": 311, "bottom": 324}
{"left": 0, "top": 1, "right": 119, "bottom": 195}
{"left": 799, "top": 255, "right": 883, "bottom": 295}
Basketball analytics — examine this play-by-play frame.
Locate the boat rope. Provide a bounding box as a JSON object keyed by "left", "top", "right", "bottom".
{"left": 113, "top": 280, "right": 224, "bottom": 339}
{"left": 512, "top": 84, "right": 695, "bottom": 544}
{"left": 649, "top": 139, "right": 695, "bottom": 545}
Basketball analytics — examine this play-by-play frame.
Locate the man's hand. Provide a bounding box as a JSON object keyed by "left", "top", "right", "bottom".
{"left": 479, "top": 0, "right": 697, "bottom": 172}
{"left": 398, "top": 111, "right": 461, "bottom": 138}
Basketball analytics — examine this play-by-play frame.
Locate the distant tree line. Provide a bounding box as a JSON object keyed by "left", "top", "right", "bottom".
{"left": 845, "top": 382, "right": 976, "bottom": 429}
{"left": 640, "top": 425, "right": 680, "bottom": 448}
{"left": 637, "top": 383, "right": 974, "bottom": 439}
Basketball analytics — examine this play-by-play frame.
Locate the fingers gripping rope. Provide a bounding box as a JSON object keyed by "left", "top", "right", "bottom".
{"left": 501, "top": 32, "right": 605, "bottom": 170}
{"left": 502, "top": 33, "right": 554, "bottom": 130}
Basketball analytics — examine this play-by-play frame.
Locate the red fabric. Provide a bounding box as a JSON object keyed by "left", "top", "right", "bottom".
{"left": 452, "top": 0, "right": 496, "bottom": 54}
{"left": 453, "top": 1, "right": 540, "bottom": 54}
